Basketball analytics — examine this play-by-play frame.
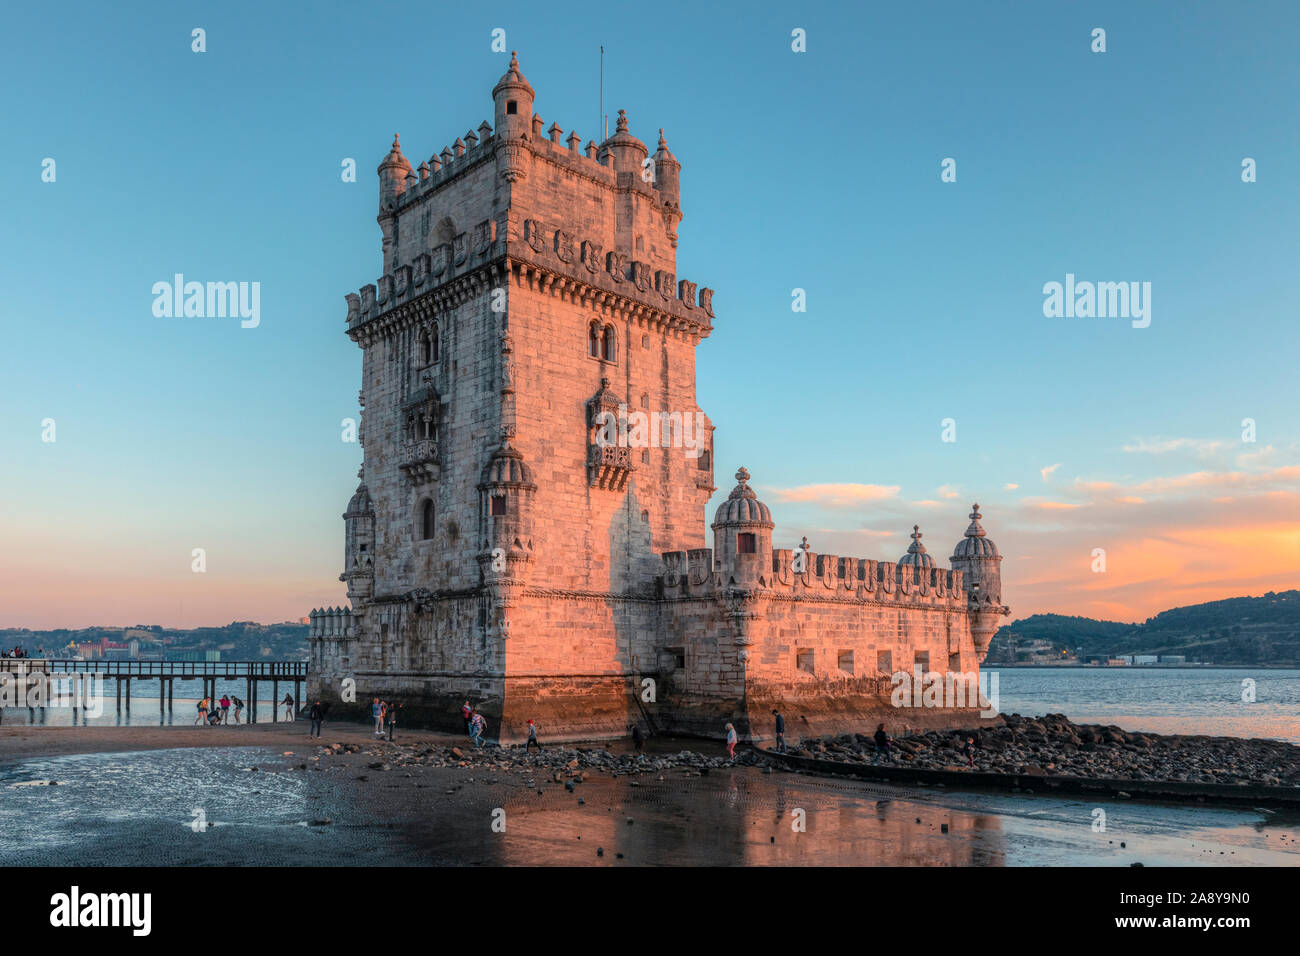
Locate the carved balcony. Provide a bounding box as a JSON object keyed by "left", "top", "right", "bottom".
{"left": 587, "top": 444, "right": 635, "bottom": 491}
{"left": 399, "top": 438, "right": 440, "bottom": 483}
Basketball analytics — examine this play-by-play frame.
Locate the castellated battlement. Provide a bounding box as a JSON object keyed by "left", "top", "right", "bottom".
{"left": 658, "top": 549, "right": 968, "bottom": 608}
{"left": 308, "top": 606, "right": 354, "bottom": 640}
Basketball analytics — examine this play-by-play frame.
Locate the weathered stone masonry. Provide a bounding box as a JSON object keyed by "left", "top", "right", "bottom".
{"left": 308, "top": 54, "right": 1009, "bottom": 742}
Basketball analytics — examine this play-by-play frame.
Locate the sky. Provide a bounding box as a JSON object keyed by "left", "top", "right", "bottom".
{"left": 2, "top": 1, "right": 1298, "bottom": 629}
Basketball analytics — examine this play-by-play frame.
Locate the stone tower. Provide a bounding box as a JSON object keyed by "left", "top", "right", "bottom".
{"left": 311, "top": 53, "right": 718, "bottom": 737}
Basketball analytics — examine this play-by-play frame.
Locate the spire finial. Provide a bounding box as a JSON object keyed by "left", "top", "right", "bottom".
{"left": 616, "top": 109, "right": 628, "bottom": 132}
{"left": 392, "top": 133, "right": 401, "bottom": 151}
{"left": 912, "top": 524, "right": 922, "bottom": 542}
{"left": 971, "top": 502, "right": 982, "bottom": 519}
{"left": 735, "top": 466, "right": 750, "bottom": 485}
{"left": 510, "top": 50, "right": 518, "bottom": 67}
{"left": 658, "top": 128, "right": 667, "bottom": 149}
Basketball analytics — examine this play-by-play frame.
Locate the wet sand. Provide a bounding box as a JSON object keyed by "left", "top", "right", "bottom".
{"left": 0, "top": 719, "right": 458, "bottom": 764}
{"left": 2, "top": 726, "right": 1297, "bottom": 866}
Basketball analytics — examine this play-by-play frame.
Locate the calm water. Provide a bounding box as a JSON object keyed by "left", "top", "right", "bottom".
{"left": 992, "top": 667, "right": 1300, "bottom": 743}
{"left": 0, "top": 677, "right": 296, "bottom": 727}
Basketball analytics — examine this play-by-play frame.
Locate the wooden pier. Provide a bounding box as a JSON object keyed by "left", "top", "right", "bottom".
{"left": 0, "top": 659, "right": 306, "bottom": 722}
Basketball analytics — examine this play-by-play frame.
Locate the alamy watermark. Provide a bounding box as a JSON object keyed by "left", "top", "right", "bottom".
{"left": 593, "top": 404, "right": 708, "bottom": 458}
{"left": 1042, "top": 274, "right": 1150, "bottom": 328}
{"left": 152, "top": 274, "right": 260, "bottom": 329}
{"left": 890, "top": 667, "right": 998, "bottom": 718}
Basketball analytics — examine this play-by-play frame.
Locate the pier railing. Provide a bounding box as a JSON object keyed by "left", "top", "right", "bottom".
{"left": 0, "top": 659, "right": 306, "bottom": 679}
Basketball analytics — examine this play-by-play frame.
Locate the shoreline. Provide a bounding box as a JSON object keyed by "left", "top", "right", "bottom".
{"left": 4, "top": 714, "right": 1299, "bottom": 810}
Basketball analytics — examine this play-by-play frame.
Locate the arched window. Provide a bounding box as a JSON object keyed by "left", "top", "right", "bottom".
{"left": 600, "top": 324, "right": 616, "bottom": 362}
{"left": 430, "top": 322, "right": 439, "bottom": 363}
{"left": 420, "top": 499, "right": 435, "bottom": 540}
{"left": 588, "top": 322, "right": 601, "bottom": 358}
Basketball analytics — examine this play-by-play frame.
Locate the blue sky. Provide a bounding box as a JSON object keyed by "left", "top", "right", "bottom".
{"left": 3, "top": 0, "right": 1298, "bottom": 628}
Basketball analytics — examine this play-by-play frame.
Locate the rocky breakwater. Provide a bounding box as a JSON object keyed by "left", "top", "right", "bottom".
{"left": 788, "top": 713, "right": 1300, "bottom": 788}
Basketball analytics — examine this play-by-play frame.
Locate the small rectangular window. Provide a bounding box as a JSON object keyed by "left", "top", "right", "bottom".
{"left": 507, "top": 101, "right": 518, "bottom": 115}
{"left": 877, "top": 650, "right": 893, "bottom": 675}
{"left": 838, "top": 650, "right": 854, "bottom": 674}
{"left": 737, "top": 532, "right": 756, "bottom": 554}
{"left": 796, "top": 649, "right": 815, "bottom": 674}
{"left": 490, "top": 496, "right": 506, "bottom": 516}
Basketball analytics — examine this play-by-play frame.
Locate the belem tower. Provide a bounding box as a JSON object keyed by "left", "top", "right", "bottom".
{"left": 307, "top": 54, "right": 1010, "bottom": 742}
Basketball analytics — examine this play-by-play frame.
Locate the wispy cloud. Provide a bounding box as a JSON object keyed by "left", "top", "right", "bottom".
{"left": 1040, "top": 463, "right": 1062, "bottom": 482}
{"left": 767, "top": 482, "right": 900, "bottom": 508}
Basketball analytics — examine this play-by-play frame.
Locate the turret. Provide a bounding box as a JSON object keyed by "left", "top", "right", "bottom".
{"left": 711, "top": 467, "right": 774, "bottom": 585}
{"left": 377, "top": 133, "right": 413, "bottom": 210}
{"left": 341, "top": 479, "right": 375, "bottom": 601}
{"left": 653, "top": 128, "right": 681, "bottom": 206}
{"left": 950, "top": 503, "right": 1008, "bottom": 661}
{"left": 492, "top": 51, "right": 535, "bottom": 141}
{"left": 898, "top": 525, "right": 935, "bottom": 568}
{"left": 476, "top": 439, "right": 537, "bottom": 583}
{"left": 598, "top": 109, "right": 649, "bottom": 175}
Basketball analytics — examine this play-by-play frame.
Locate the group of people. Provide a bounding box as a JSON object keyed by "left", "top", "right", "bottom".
{"left": 371, "top": 698, "right": 400, "bottom": 740}
{"left": 194, "top": 694, "right": 246, "bottom": 725}
{"left": 1, "top": 646, "right": 37, "bottom": 659}
{"left": 192, "top": 693, "right": 298, "bottom": 726}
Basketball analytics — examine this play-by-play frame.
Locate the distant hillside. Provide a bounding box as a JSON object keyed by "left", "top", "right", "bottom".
{"left": 0, "top": 621, "right": 308, "bottom": 661}
{"left": 991, "top": 590, "right": 1300, "bottom": 665}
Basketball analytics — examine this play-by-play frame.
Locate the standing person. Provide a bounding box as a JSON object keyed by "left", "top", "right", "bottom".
{"left": 385, "top": 700, "right": 399, "bottom": 741}
{"left": 963, "top": 736, "right": 976, "bottom": 768}
{"left": 195, "top": 696, "right": 209, "bottom": 726}
{"left": 461, "top": 700, "right": 472, "bottom": 736}
{"left": 873, "top": 723, "right": 892, "bottom": 765}
{"left": 525, "top": 719, "right": 541, "bottom": 753}
{"left": 220, "top": 695, "right": 231, "bottom": 724}
{"left": 631, "top": 725, "right": 644, "bottom": 753}
{"left": 308, "top": 700, "right": 324, "bottom": 738}
{"left": 471, "top": 710, "right": 485, "bottom": 748}
{"left": 725, "top": 722, "right": 738, "bottom": 760}
{"left": 372, "top": 698, "right": 384, "bottom": 737}
{"left": 772, "top": 708, "right": 786, "bottom": 753}
{"left": 231, "top": 695, "right": 244, "bottom": 724}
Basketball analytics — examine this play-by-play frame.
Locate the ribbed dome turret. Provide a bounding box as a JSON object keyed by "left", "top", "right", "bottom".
{"left": 951, "top": 503, "right": 1000, "bottom": 559}
{"left": 492, "top": 50, "right": 534, "bottom": 99}
{"left": 898, "top": 525, "right": 935, "bottom": 568}
{"left": 378, "top": 133, "right": 412, "bottom": 177}
{"left": 478, "top": 441, "right": 536, "bottom": 489}
{"left": 345, "top": 482, "right": 373, "bottom": 518}
{"left": 711, "top": 467, "right": 773, "bottom": 528}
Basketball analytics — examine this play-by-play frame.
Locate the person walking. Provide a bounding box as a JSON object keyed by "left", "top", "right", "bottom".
{"left": 231, "top": 695, "right": 244, "bottom": 724}
{"left": 461, "top": 700, "right": 472, "bottom": 736}
{"left": 873, "top": 723, "right": 892, "bottom": 765}
{"left": 525, "top": 719, "right": 541, "bottom": 753}
{"left": 220, "top": 695, "right": 231, "bottom": 724}
{"left": 372, "top": 697, "right": 384, "bottom": 737}
{"left": 725, "top": 722, "right": 738, "bottom": 760}
{"left": 195, "top": 696, "right": 209, "bottom": 726}
{"left": 772, "top": 708, "right": 786, "bottom": 753}
{"left": 308, "top": 700, "right": 324, "bottom": 738}
{"left": 470, "top": 710, "right": 485, "bottom": 748}
{"left": 385, "top": 700, "right": 399, "bottom": 741}
{"left": 963, "top": 736, "right": 976, "bottom": 768}
{"left": 281, "top": 693, "right": 295, "bottom": 722}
